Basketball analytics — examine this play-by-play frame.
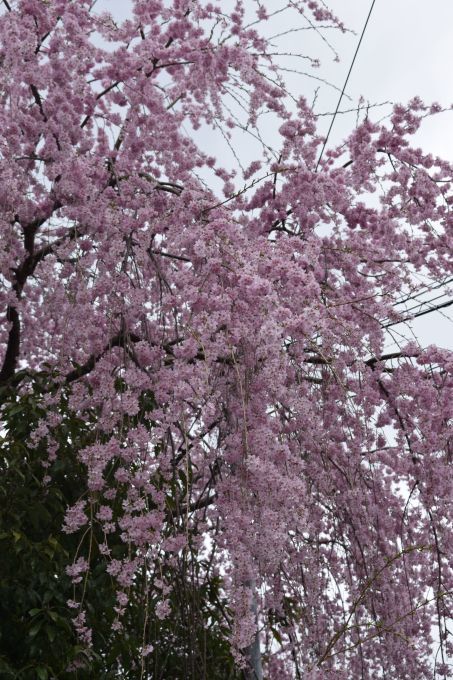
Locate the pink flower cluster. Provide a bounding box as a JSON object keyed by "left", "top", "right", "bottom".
{"left": 0, "top": 0, "right": 452, "bottom": 676}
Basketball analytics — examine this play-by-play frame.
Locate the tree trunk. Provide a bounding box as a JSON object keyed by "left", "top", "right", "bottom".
{"left": 244, "top": 581, "right": 263, "bottom": 680}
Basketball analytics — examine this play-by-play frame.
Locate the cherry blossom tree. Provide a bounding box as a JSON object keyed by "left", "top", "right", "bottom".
{"left": 0, "top": 0, "right": 452, "bottom": 677}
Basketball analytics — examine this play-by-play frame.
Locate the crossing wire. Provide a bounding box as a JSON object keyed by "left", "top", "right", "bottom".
{"left": 316, "top": 0, "right": 377, "bottom": 171}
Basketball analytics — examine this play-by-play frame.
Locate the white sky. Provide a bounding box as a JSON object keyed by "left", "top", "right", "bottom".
{"left": 103, "top": 0, "right": 453, "bottom": 156}
{"left": 312, "top": 0, "right": 453, "bottom": 351}
{"left": 317, "top": 1, "right": 453, "bottom": 154}
{"left": 101, "top": 0, "right": 453, "bottom": 351}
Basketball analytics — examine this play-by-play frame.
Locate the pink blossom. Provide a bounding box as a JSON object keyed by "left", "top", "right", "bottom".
{"left": 155, "top": 599, "right": 171, "bottom": 620}
{"left": 0, "top": 0, "right": 452, "bottom": 676}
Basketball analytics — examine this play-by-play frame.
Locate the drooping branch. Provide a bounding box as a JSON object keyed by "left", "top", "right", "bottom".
{"left": 316, "top": 544, "right": 432, "bottom": 667}
{"left": 376, "top": 377, "right": 418, "bottom": 464}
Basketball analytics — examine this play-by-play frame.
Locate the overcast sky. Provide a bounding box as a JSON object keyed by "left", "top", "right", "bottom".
{"left": 100, "top": 0, "right": 453, "bottom": 350}
{"left": 322, "top": 1, "right": 453, "bottom": 351}
{"left": 103, "top": 0, "right": 453, "bottom": 156}
{"left": 319, "top": 1, "right": 453, "bottom": 156}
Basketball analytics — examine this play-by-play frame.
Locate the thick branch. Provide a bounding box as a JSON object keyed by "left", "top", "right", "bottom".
{"left": 365, "top": 351, "right": 418, "bottom": 368}
{"left": 0, "top": 306, "right": 20, "bottom": 385}
{"left": 108, "top": 169, "right": 183, "bottom": 196}
{"left": 186, "top": 492, "right": 217, "bottom": 515}
{"left": 0, "top": 203, "right": 63, "bottom": 385}
{"left": 30, "top": 84, "right": 47, "bottom": 121}
{"left": 65, "top": 330, "right": 141, "bottom": 383}
{"left": 80, "top": 81, "right": 121, "bottom": 129}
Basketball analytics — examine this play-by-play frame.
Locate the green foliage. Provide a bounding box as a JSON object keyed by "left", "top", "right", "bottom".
{"left": 0, "top": 377, "right": 239, "bottom": 678}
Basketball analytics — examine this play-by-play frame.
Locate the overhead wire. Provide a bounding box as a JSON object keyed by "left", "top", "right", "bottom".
{"left": 315, "top": 0, "right": 377, "bottom": 171}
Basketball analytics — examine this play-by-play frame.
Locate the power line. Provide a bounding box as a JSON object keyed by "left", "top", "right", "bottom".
{"left": 316, "top": 0, "right": 377, "bottom": 171}
{"left": 384, "top": 298, "right": 453, "bottom": 328}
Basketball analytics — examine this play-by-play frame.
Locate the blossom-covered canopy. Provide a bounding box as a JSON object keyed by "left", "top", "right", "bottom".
{"left": 0, "top": 0, "right": 452, "bottom": 676}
